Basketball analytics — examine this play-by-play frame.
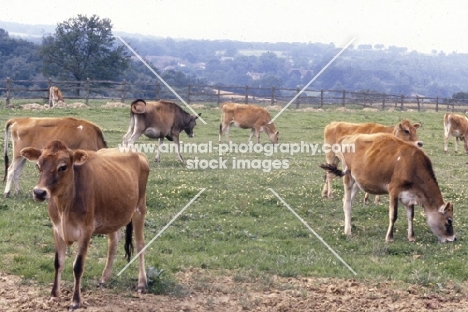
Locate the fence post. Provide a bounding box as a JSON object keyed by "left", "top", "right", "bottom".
{"left": 85, "top": 78, "right": 90, "bottom": 105}
{"left": 217, "top": 86, "right": 221, "bottom": 106}
{"left": 382, "top": 93, "right": 386, "bottom": 110}
{"left": 121, "top": 79, "right": 126, "bottom": 103}
{"left": 5, "top": 77, "right": 11, "bottom": 106}
{"left": 342, "top": 89, "right": 346, "bottom": 106}
{"left": 187, "top": 85, "right": 191, "bottom": 104}
{"left": 155, "top": 82, "right": 161, "bottom": 100}
{"left": 416, "top": 95, "right": 421, "bottom": 111}
{"left": 435, "top": 97, "right": 439, "bottom": 112}
{"left": 271, "top": 87, "right": 276, "bottom": 106}
{"left": 245, "top": 85, "right": 249, "bottom": 104}
{"left": 295, "top": 87, "right": 300, "bottom": 108}
{"left": 320, "top": 89, "right": 324, "bottom": 108}
{"left": 400, "top": 95, "right": 404, "bottom": 110}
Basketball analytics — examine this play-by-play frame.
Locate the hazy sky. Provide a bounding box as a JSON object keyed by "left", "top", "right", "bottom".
{"left": 2, "top": 0, "right": 468, "bottom": 54}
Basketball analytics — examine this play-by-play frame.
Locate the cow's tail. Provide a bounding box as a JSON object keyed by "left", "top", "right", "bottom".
{"left": 124, "top": 221, "right": 134, "bottom": 262}
{"left": 319, "top": 163, "right": 345, "bottom": 177}
{"left": 3, "top": 120, "right": 13, "bottom": 183}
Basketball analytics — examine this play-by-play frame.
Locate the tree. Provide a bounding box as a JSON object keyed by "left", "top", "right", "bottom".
{"left": 39, "top": 15, "right": 130, "bottom": 81}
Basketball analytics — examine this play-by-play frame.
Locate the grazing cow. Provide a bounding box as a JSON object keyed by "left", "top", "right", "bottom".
{"left": 443, "top": 113, "right": 468, "bottom": 153}
{"left": 122, "top": 99, "right": 200, "bottom": 162}
{"left": 21, "top": 140, "right": 149, "bottom": 309}
{"left": 48, "top": 86, "right": 63, "bottom": 107}
{"left": 321, "top": 120, "right": 422, "bottom": 203}
{"left": 320, "top": 133, "right": 455, "bottom": 243}
{"left": 3, "top": 117, "right": 107, "bottom": 198}
{"left": 219, "top": 102, "right": 279, "bottom": 144}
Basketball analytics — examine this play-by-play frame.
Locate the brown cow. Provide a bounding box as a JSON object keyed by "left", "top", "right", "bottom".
{"left": 320, "top": 133, "right": 455, "bottom": 243}
{"left": 21, "top": 140, "right": 149, "bottom": 309}
{"left": 219, "top": 102, "right": 279, "bottom": 144}
{"left": 3, "top": 117, "right": 107, "bottom": 198}
{"left": 48, "top": 86, "right": 63, "bottom": 107}
{"left": 321, "top": 120, "right": 422, "bottom": 203}
{"left": 122, "top": 99, "right": 200, "bottom": 162}
{"left": 443, "top": 113, "right": 468, "bottom": 153}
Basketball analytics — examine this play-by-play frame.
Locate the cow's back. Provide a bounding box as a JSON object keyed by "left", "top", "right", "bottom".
{"left": 9, "top": 117, "right": 106, "bottom": 152}
{"left": 325, "top": 121, "right": 392, "bottom": 145}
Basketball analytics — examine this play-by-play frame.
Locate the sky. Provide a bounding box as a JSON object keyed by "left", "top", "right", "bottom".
{"left": 2, "top": 0, "right": 468, "bottom": 54}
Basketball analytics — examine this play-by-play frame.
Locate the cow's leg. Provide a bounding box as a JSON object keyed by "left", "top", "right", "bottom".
{"left": 454, "top": 136, "right": 459, "bottom": 153}
{"left": 99, "top": 231, "right": 120, "bottom": 285}
{"left": 70, "top": 235, "right": 91, "bottom": 309}
{"left": 155, "top": 137, "right": 164, "bottom": 162}
{"left": 385, "top": 196, "right": 399, "bottom": 242}
{"left": 321, "top": 155, "right": 338, "bottom": 199}
{"left": 173, "top": 135, "right": 184, "bottom": 162}
{"left": 342, "top": 173, "right": 358, "bottom": 235}
{"left": 122, "top": 114, "right": 136, "bottom": 144}
{"left": 50, "top": 230, "right": 67, "bottom": 301}
{"left": 443, "top": 130, "right": 450, "bottom": 153}
{"left": 4, "top": 157, "right": 26, "bottom": 197}
{"left": 222, "top": 124, "right": 231, "bottom": 142}
{"left": 365, "top": 194, "right": 381, "bottom": 205}
{"left": 248, "top": 128, "right": 255, "bottom": 143}
{"left": 406, "top": 204, "right": 415, "bottom": 242}
{"left": 374, "top": 195, "right": 381, "bottom": 204}
{"left": 133, "top": 201, "right": 148, "bottom": 293}
{"left": 255, "top": 128, "right": 261, "bottom": 144}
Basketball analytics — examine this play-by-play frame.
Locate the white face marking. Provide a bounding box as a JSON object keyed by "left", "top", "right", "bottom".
{"left": 77, "top": 125, "right": 83, "bottom": 130}
{"left": 397, "top": 156, "right": 401, "bottom": 161}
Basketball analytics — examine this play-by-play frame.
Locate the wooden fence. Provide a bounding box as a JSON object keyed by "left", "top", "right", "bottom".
{"left": 1, "top": 77, "right": 467, "bottom": 111}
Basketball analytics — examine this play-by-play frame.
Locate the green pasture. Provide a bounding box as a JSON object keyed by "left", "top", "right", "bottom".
{"left": 0, "top": 102, "right": 467, "bottom": 296}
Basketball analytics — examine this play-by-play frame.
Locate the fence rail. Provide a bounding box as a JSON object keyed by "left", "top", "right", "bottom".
{"left": 1, "top": 77, "right": 468, "bottom": 111}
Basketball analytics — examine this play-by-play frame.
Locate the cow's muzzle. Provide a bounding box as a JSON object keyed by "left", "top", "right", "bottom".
{"left": 417, "top": 141, "right": 423, "bottom": 147}
{"left": 32, "top": 187, "right": 49, "bottom": 202}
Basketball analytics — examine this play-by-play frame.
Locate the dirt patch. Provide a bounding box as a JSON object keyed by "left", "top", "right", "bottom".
{"left": 1, "top": 270, "right": 467, "bottom": 311}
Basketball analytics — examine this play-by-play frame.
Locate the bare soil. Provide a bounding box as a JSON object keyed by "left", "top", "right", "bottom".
{"left": 1, "top": 269, "right": 467, "bottom": 311}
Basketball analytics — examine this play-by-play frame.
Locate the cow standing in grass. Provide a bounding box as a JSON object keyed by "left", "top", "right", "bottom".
{"left": 122, "top": 99, "right": 200, "bottom": 162}
{"left": 443, "top": 113, "right": 468, "bottom": 153}
{"left": 219, "top": 102, "right": 279, "bottom": 144}
{"left": 3, "top": 117, "right": 107, "bottom": 198}
{"left": 320, "top": 133, "right": 455, "bottom": 243}
{"left": 321, "top": 120, "right": 422, "bottom": 203}
{"left": 21, "top": 140, "right": 149, "bottom": 310}
{"left": 48, "top": 86, "right": 63, "bottom": 107}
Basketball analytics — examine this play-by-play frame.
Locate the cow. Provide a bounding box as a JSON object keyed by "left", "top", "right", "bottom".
{"left": 320, "top": 133, "right": 455, "bottom": 243}
{"left": 20, "top": 140, "right": 149, "bottom": 309}
{"left": 321, "top": 120, "right": 422, "bottom": 204}
{"left": 219, "top": 102, "right": 279, "bottom": 144}
{"left": 443, "top": 113, "right": 468, "bottom": 153}
{"left": 3, "top": 117, "right": 107, "bottom": 198}
{"left": 48, "top": 86, "right": 63, "bottom": 107}
{"left": 122, "top": 99, "right": 200, "bottom": 162}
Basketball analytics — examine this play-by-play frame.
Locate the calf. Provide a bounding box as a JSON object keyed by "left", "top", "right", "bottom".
{"left": 219, "top": 102, "right": 279, "bottom": 144}
{"left": 321, "top": 120, "right": 422, "bottom": 203}
{"left": 443, "top": 113, "right": 468, "bottom": 153}
{"left": 320, "top": 133, "right": 455, "bottom": 243}
{"left": 123, "top": 99, "right": 200, "bottom": 162}
{"left": 3, "top": 117, "right": 107, "bottom": 198}
{"left": 21, "top": 141, "right": 149, "bottom": 309}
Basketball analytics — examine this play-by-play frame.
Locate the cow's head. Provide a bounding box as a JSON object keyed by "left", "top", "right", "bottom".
{"left": 426, "top": 202, "right": 456, "bottom": 243}
{"left": 184, "top": 113, "right": 201, "bottom": 138}
{"left": 394, "top": 120, "right": 423, "bottom": 147}
{"left": 20, "top": 140, "right": 88, "bottom": 202}
{"left": 268, "top": 131, "right": 279, "bottom": 144}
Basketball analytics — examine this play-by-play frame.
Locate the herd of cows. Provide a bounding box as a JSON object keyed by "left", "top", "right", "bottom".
{"left": 2, "top": 94, "right": 466, "bottom": 309}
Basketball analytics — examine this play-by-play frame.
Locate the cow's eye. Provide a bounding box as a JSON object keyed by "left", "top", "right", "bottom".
{"left": 58, "top": 165, "right": 67, "bottom": 172}
{"left": 447, "top": 218, "right": 453, "bottom": 226}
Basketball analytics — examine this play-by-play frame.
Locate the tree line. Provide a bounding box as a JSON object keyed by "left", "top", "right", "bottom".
{"left": 1, "top": 14, "right": 468, "bottom": 100}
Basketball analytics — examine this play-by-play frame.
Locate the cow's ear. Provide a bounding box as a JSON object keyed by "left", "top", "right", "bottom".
{"left": 131, "top": 100, "right": 147, "bottom": 114}
{"left": 20, "top": 147, "right": 42, "bottom": 161}
{"left": 439, "top": 202, "right": 453, "bottom": 213}
{"left": 73, "top": 150, "right": 89, "bottom": 166}
{"left": 413, "top": 123, "right": 421, "bottom": 129}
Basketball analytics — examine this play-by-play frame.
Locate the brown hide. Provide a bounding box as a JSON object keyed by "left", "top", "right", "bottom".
{"left": 219, "top": 102, "right": 279, "bottom": 144}
{"left": 4, "top": 117, "right": 107, "bottom": 197}
{"left": 20, "top": 140, "right": 148, "bottom": 309}
{"left": 321, "top": 120, "right": 422, "bottom": 201}
{"left": 443, "top": 113, "right": 468, "bottom": 153}
{"left": 322, "top": 133, "right": 455, "bottom": 243}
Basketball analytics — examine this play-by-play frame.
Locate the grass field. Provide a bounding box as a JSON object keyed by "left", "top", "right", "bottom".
{"left": 0, "top": 103, "right": 467, "bottom": 296}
